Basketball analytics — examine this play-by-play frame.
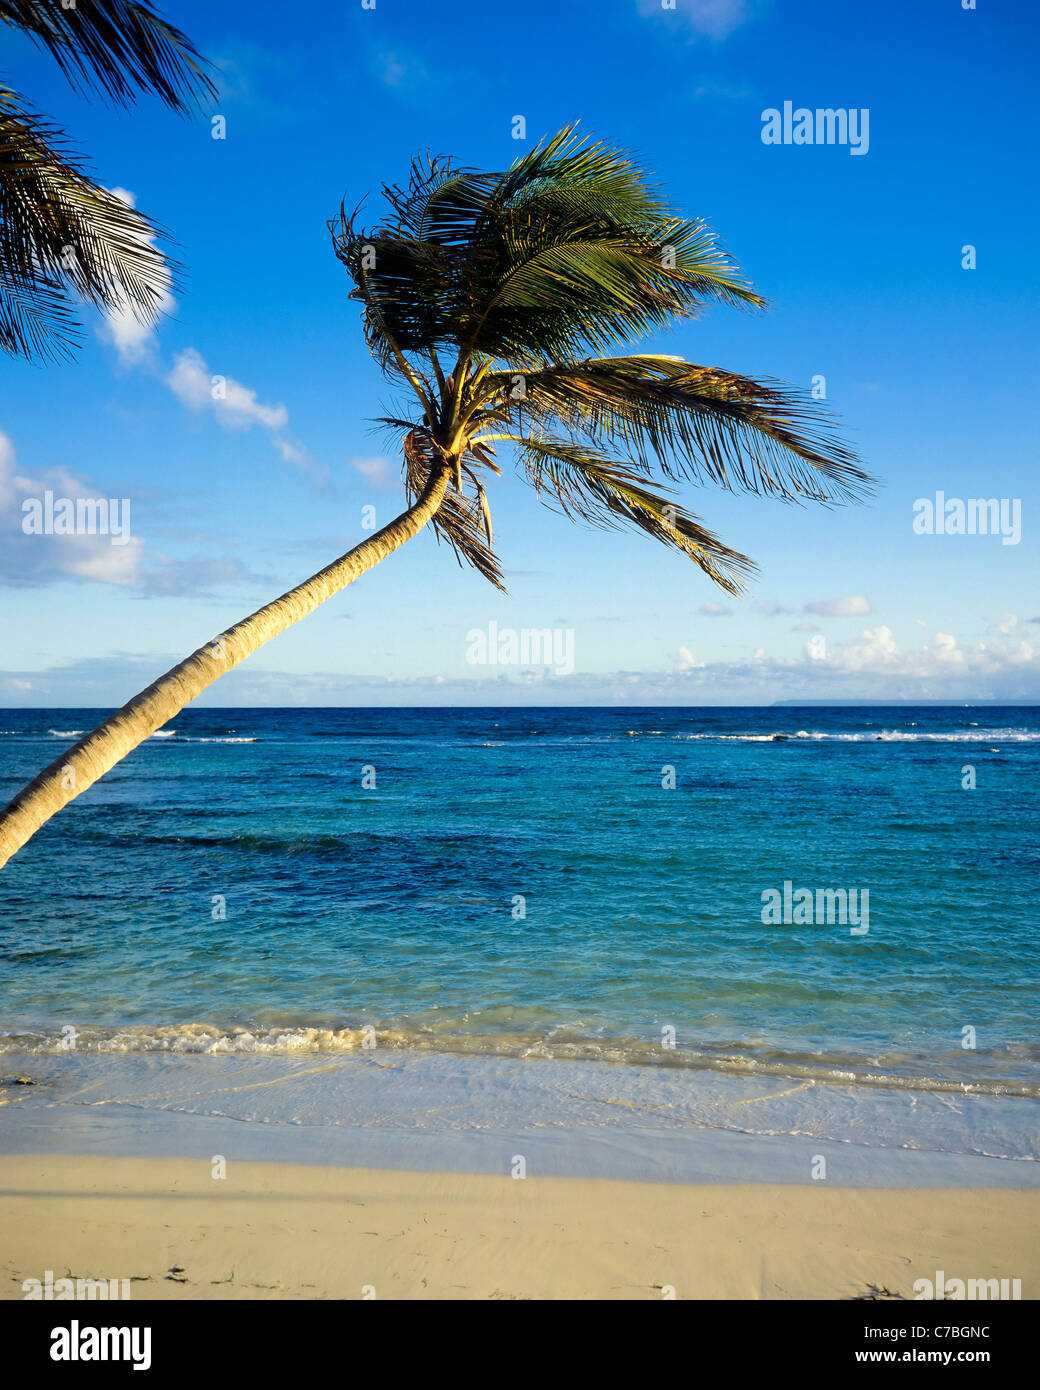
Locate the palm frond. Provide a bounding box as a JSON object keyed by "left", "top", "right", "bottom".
{"left": 481, "top": 355, "right": 869, "bottom": 504}
{"left": 328, "top": 203, "right": 439, "bottom": 416}
{"left": 378, "top": 150, "right": 497, "bottom": 247}
{"left": 502, "top": 433, "right": 754, "bottom": 594}
{"left": 0, "top": 265, "right": 78, "bottom": 358}
{"left": 0, "top": 89, "right": 174, "bottom": 361}
{"left": 0, "top": 0, "right": 216, "bottom": 112}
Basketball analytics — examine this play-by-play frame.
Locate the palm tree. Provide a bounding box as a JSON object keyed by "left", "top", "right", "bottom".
{"left": 1, "top": 0, "right": 214, "bottom": 359}
{"left": 0, "top": 127, "right": 872, "bottom": 868}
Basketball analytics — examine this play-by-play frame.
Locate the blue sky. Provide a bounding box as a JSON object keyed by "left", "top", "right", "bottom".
{"left": 1, "top": 0, "right": 1037, "bottom": 706}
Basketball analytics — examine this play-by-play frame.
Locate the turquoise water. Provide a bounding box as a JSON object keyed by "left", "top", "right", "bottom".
{"left": 1, "top": 705, "right": 1037, "bottom": 1106}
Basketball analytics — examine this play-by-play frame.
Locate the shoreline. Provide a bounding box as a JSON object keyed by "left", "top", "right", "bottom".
{"left": 3, "top": 1153, "right": 1037, "bottom": 1301}
{"left": 2, "top": 1049, "right": 1038, "bottom": 1190}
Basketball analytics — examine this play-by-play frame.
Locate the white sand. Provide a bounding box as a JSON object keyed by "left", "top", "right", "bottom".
{"left": 2, "top": 1154, "right": 1037, "bottom": 1300}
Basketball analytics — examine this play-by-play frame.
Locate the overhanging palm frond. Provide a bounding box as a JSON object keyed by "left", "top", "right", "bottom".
{"left": 0, "top": 89, "right": 174, "bottom": 361}
{"left": 480, "top": 355, "right": 870, "bottom": 504}
{"left": 0, "top": 0, "right": 216, "bottom": 112}
{"left": 496, "top": 433, "right": 754, "bottom": 594}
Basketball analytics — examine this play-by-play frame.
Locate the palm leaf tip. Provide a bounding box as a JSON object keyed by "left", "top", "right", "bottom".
{"left": 0, "top": 0, "right": 217, "bottom": 112}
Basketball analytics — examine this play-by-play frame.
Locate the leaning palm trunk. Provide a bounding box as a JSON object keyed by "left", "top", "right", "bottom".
{"left": 0, "top": 464, "right": 451, "bottom": 869}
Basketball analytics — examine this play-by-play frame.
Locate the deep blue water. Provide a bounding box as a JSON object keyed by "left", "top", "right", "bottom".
{"left": 1, "top": 705, "right": 1037, "bottom": 1097}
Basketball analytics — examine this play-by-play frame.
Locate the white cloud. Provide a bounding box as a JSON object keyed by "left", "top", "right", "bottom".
{"left": 93, "top": 226, "right": 317, "bottom": 487}
{"left": 825, "top": 624, "right": 898, "bottom": 671}
{"left": 7, "top": 623, "right": 1040, "bottom": 708}
{"left": 166, "top": 347, "right": 288, "bottom": 431}
{"left": 0, "top": 430, "right": 143, "bottom": 588}
{"left": 1, "top": 431, "right": 270, "bottom": 596}
{"left": 805, "top": 595, "right": 872, "bottom": 617}
{"left": 654, "top": 626, "right": 1040, "bottom": 702}
{"left": 161, "top": 349, "right": 328, "bottom": 486}
{"left": 277, "top": 438, "right": 307, "bottom": 465}
{"left": 636, "top": 0, "right": 750, "bottom": 39}
{"left": 138, "top": 552, "right": 271, "bottom": 597}
{"left": 676, "top": 646, "right": 704, "bottom": 670}
{"left": 699, "top": 600, "right": 731, "bottom": 616}
{"left": 350, "top": 456, "right": 396, "bottom": 489}
{"left": 792, "top": 624, "right": 1036, "bottom": 686}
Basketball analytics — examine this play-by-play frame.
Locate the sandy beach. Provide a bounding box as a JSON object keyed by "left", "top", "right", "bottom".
{"left": 2, "top": 1154, "right": 1037, "bottom": 1301}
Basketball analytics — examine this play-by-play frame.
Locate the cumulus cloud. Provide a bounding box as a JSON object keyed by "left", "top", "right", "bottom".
{"left": 699, "top": 600, "right": 732, "bottom": 617}
{"left": 694, "top": 625, "right": 1036, "bottom": 699}
{"left": 633, "top": 626, "right": 1038, "bottom": 702}
{"left": 0, "top": 430, "right": 144, "bottom": 587}
{"left": 0, "top": 430, "right": 274, "bottom": 595}
{"left": 6, "top": 623, "right": 1039, "bottom": 708}
{"left": 805, "top": 595, "right": 872, "bottom": 617}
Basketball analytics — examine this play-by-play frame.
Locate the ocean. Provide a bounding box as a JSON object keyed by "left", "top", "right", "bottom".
{"left": 1, "top": 704, "right": 1037, "bottom": 1181}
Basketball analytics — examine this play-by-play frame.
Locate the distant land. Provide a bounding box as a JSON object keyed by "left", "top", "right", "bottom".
{"left": 772, "top": 699, "right": 1039, "bottom": 707}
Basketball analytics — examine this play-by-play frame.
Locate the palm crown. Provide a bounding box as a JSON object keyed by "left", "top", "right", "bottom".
{"left": 330, "top": 127, "right": 871, "bottom": 595}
